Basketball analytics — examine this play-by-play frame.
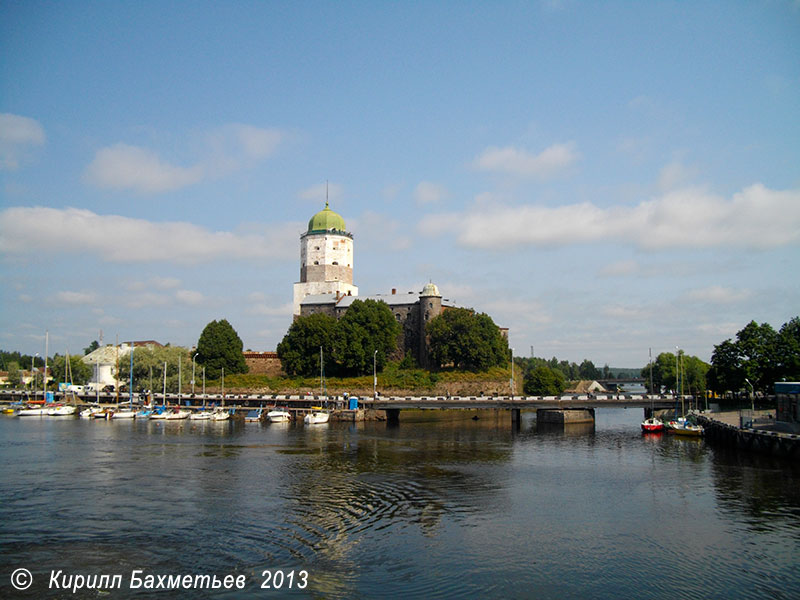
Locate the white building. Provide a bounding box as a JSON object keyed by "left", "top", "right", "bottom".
{"left": 81, "top": 341, "right": 162, "bottom": 390}
{"left": 292, "top": 202, "right": 358, "bottom": 317}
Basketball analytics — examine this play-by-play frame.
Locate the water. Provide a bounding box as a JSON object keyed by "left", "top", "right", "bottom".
{"left": 1, "top": 409, "right": 798, "bottom": 599}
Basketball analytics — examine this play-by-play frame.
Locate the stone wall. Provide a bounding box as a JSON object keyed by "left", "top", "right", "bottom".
{"left": 243, "top": 352, "right": 284, "bottom": 376}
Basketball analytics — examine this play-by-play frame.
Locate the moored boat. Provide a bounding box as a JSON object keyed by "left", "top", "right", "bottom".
{"left": 48, "top": 404, "right": 78, "bottom": 416}
{"left": 17, "top": 405, "right": 49, "bottom": 417}
{"left": 189, "top": 410, "right": 212, "bottom": 420}
{"left": 210, "top": 408, "right": 231, "bottom": 421}
{"left": 244, "top": 408, "right": 263, "bottom": 422}
{"left": 267, "top": 408, "right": 291, "bottom": 423}
{"left": 80, "top": 405, "right": 104, "bottom": 418}
{"left": 641, "top": 417, "right": 664, "bottom": 433}
{"left": 304, "top": 410, "right": 329, "bottom": 425}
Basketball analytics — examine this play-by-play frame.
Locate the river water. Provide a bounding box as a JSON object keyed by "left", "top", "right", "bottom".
{"left": 1, "top": 409, "right": 798, "bottom": 599}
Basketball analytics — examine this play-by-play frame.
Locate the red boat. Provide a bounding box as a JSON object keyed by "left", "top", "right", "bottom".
{"left": 641, "top": 417, "right": 664, "bottom": 432}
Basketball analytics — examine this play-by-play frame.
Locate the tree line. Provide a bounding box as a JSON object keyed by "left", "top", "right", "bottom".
{"left": 277, "top": 300, "right": 508, "bottom": 377}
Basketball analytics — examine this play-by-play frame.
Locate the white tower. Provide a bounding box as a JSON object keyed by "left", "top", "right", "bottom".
{"left": 292, "top": 202, "right": 358, "bottom": 316}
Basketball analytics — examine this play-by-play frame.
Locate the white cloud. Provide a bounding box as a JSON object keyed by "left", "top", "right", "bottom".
{"left": 175, "top": 290, "right": 204, "bottom": 305}
{"left": 419, "top": 184, "right": 800, "bottom": 250}
{"left": 84, "top": 143, "right": 204, "bottom": 193}
{"left": 687, "top": 285, "right": 751, "bottom": 304}
{"left": 0, "top": 113, "right": 45, "bottom": 170}
{"left": 84, "top": 124, "right": 284, "bottom": 194}
{"left": 0, "top": 206, "right": 297, "bottom": 264}
{"left": 298, "top": 182, "right": 343, "bottom": 203}
{"left": 601, "top": 304, "right": 652, "bottom": 320}
{"left": 123, "top": 292, "right": 170, "bottom": 309}
{"left": 54, "top": 291, "right": 96, "bottom": 305}
{"left": 472, "top": 143, "right": 579, "bottom": 178}
{"left": 414, "top": 181, "right": 448, "bottom": 205}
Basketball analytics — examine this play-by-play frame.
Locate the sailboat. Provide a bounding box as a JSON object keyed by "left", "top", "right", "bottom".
{"left": 664, "top": 349, "right": 704, "bottom": 437}
{"left": 49, "top": 349, "right": 78, "bottom": 416}
{"left": 641, "top": 348, "right": 663, "bottom": 432}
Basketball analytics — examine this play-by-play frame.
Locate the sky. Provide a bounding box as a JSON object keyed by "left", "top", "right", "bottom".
{"left": 1, "top": 0, "right": 799, "bottom": 368}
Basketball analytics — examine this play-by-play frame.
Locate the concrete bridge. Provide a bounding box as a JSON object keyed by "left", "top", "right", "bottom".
{"left": 362, "top": 393, "right": 678, "bottom": 426}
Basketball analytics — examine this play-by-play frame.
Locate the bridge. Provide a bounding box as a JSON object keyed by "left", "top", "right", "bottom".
{"left": 1, "top": 389, "right": 680, "bottom": 426}
{"left": 362, "top": 393, "right": 677, "bottom": 426}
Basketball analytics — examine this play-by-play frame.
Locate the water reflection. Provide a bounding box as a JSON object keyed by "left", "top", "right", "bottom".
{"left": 0, "top": 411, "right": 798, "bottom": 599}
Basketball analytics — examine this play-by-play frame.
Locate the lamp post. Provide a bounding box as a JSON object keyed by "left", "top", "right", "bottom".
{"left": 745, "top": 378, "right": 754, "bottom": 422}
{"left": 373, "top": 350, "right": 378, "bottom": 399}
{"left": 202, "top": 366, "right": 206, "bottom": 397}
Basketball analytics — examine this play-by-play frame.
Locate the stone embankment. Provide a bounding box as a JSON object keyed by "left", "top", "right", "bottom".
{"left": 697, "top": 411, "right": 800, "bottom": 461}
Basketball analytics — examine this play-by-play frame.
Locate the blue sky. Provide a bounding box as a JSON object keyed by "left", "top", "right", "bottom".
{"left": 1, "top": 1, "right": 799, "bottom": 368}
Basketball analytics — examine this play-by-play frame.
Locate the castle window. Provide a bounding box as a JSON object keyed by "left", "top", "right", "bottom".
{"left": 332, "top": 261, "right": 338, "bottom": 265}
{"left": 314, "top": 261, "right": 319, "bottom": 265}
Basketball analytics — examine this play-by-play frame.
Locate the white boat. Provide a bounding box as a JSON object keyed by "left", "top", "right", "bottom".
{"left": 304, "top": 410, "right": 329, "bottom": 424}
{"left": 109, "top": 407, "right": 136, "bottom": 419}
{"left": 163, "top": 408, "right": 191, "bottom": 420}
{"left": 267, "top": 408, "right": 292, "bottom": 423}
{"left": 18, "top": 406, "right": 49, "bottom": 417}
{"left": 80, "top": 405, "right": 104, "bottom": 418}
{"left": 189, "top": 410, "right": 212, "bottom": 420}
{"left": 210, "top": 408, "right": 231, "bottom": 421}
{"left": 48, "top": 405, "right": 78, "bottom": 416}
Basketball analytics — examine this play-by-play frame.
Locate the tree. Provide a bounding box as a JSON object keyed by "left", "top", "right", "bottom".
{"left": 523, "top": 366, "right": 566, "bottom": 395}
{"left": 427, "top": 308, "right": 508, "bottom": 372}
{"left": 578, "top": 359, "right": 600, "bottom": 380}
{"left": 277, "top": 313, "right": 337, "bottom": 377}
{"left": 83, "top": 340, "right": 100, "bottom": 355}
{"left": 50, "top": 354, "right": 92, "bottom": 386}
{"left": 6, "top": 362, "right": 22, "bottom": 387}
{"left": 332, "top": 299, "right": 401, "bottom": 376}
{"left": 117, "top": 345, "right": 193, "bottom": 393}
{"left": 195, "top": 319, "right": 248, "bottom": 380}
{"left": 778, "top": 317, "right": 800, "bottom": 380}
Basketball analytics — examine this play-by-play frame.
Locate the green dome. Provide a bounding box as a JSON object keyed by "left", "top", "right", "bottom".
{"left": 308, "top": 202, "right": 346, "bottom": 233}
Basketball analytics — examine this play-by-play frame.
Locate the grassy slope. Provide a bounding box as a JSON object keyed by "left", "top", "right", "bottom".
{"left": 221, "top": 363, "right": 516, "bottom": 396}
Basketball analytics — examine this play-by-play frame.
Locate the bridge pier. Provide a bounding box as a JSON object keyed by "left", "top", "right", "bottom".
{"left": 511, "top": 408, "right": 521, "bottom": 431}
{"left": 386, "top": 408, "right": 400, "bottom": 426}
{"left": 537, "top": 408, "right": 595, "bottom": 425}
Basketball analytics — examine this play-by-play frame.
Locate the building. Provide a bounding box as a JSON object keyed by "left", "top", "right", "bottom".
{"left": 292, "top": 202, "right": 358, "bottom": 317}
{"left": 292, "top": 203, "right": 501, "bottom": 367}
{"left": 82, "top": 340, "right": 163, "bottom": 390}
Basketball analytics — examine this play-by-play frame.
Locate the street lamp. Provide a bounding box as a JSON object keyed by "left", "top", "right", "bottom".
{"left": 745, "top": 378, "right": 755, "bottom": 420}
{"left": 373, "top": 350, "right": 378, "bottom": 399}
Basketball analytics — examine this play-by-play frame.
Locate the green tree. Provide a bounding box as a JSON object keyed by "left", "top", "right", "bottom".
{"left": 277, "top": 313, "right": 337, "bottom": 377}
{"left": 778, "top": 317, "right": 800, "bottom": 380}
{"left": 707, "top": 340, "right": 742, "bottom": 393}
{"left": 578, "top": 359, "right": 600, "bottom": 380}
{"left": 333, "top": 299, "right": 401, "bottom": 376}
{"left": 83, "top": 340, "right": 100, "bottom": 355}
{"left": 427, "top": 308, "right": 508, "bottom": 372}
{"left": 50, "top": 354, "right": 92, "bottom": 386}
{"left": 6, "top": 361, "right": 22, "bottom": 387}
{"left": 195, "top": 319, "right": 248, "bottom": 380}
{"left": 523, "top": 366, "right": 566, "bottom": 395}
{"left": 117, "top": 346, "right": 193, "bottom": 393}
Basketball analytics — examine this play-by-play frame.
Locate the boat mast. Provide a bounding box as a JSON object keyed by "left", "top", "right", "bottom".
{"left": 129, "top": 344, "right": 134, "bottom": 407}
{"left": 43, "top": 330, "right": 49, "bottom": 400}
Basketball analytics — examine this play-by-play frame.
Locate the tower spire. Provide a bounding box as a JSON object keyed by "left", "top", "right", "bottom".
{"left": 325, "top": 180, "right": 329, "bottom": 209}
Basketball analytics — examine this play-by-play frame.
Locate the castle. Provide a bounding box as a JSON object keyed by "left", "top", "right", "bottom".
{"left": 292, "top": 203, "right": 461, "bottom": 366}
